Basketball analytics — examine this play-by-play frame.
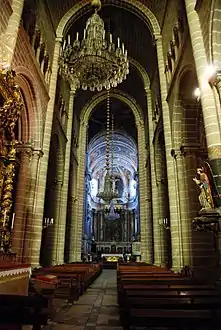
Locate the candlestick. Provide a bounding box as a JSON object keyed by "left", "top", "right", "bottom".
{"left": 11, "top": 213, "right": 15, "bottom": 230}
{"left": 76, "top": 32, "right": 79, "bottom": 41}
{"left": 110, "top": 34, "right": 112, "bottom": 43}
{"left": 68, "top": 35, "right": 70, "bottom": 44}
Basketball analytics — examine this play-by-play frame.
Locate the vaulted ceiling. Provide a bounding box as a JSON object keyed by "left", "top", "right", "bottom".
{"left": 44, "top": 0, "right": 168, "bottom": 30}
{"left": 46, "top": 0, "right": 163, "bottom": 141}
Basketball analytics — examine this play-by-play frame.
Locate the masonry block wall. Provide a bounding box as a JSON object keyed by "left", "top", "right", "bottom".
{"left": 197, "top": 0, "right": 213, "bottom": 60}
{"left": 0, "top": 0, "right": 12, "bottom": 34}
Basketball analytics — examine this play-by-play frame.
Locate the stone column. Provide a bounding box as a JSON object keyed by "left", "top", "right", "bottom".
{"left": 156, "top": 37, "right": 183, "bottom": 271}
{"left": 137, "top": 122, "right": 153, "bottom": 263}
{"left": 185, "top": 0, "right": 221, "bottom": 197}
{"left": 171, "top": 149, "right": 191, "bottom": 267}
{"left": 52, "top": 87, "right": 76, "bottom": 265}
{"left": 22, "top": 149, "right": 43, "bottom": 262}
{"left": 51, "top": 180, "right": 63, "bottom": 265}
{"left": 0, "top": 0, "right": 25, "bottom": 68}
{"left": 146, "top": 88, "right": 163, "bottom": 266}
{"left": 12, "top": 145, "right": 32, "bottom": 261}
{"left": 29, "top": 38, "right": 62, "bottom": 267}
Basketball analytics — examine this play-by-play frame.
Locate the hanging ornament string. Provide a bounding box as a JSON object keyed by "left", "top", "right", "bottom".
{"left": 111, "top": 111, "right": 114, "bottom": 178}
{"left": 106, "top": 89, "right": 110, "bottom": 175}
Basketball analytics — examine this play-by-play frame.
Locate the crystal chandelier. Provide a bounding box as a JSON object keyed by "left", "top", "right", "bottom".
{"left": 105, "top": 199, "right": 120, "bottom": 220}
{"left": 97, "top": 90, "right": 118, "bottom": 202}
{"left": 59, "top": 0, "right": 129, "bottom": 91}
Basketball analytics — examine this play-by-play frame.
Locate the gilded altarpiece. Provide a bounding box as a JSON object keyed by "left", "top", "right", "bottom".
{"left": 0, "top": 69, "right": 23, "bottom": 254}
{"left": 93, "top": 208, "right": 136, "bottom": 253}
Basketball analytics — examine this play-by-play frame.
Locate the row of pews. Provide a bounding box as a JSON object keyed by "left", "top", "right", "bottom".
{"left": 31, "top": 262, "right": 102, "bottom": 305}
{"left": 0, "top": 262, "right": 101, "bottom": 330}
{"left": 117, "top": 263, "right": 221, "bottom": 329}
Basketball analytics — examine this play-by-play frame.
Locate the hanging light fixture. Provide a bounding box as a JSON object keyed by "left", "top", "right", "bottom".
{"left": 97, "top": 90, "right": 118, "bottom": 202}
{"left": 59, "top": 0, "right": 129, "bottom": 91}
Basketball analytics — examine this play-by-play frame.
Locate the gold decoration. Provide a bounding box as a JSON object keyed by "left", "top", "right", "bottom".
{"left": 0, "top": 68, "right": 24, "bottom": 253}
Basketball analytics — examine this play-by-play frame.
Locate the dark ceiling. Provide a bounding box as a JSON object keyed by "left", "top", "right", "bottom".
{"left": 88, "top": 98, "right": 137, "bottom": 143}
{"left": 68, "top": 5, "right": 157, "bottom": 78}
{"left": 71, "top": 4, "right": 157, "bottom": 141}
{"left": 44, "top": 0, "right": 168, "bottom": 31}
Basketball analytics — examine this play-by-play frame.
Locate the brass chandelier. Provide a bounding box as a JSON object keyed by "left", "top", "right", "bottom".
{"left": 59, "top": 0, "right": 129, "bottom": 91}
{"left": 97, "top": 90, "right": 118, "bottom": 202}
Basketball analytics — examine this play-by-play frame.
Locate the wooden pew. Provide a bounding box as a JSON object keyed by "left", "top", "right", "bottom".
{"left": 0, "top": 294, "right": 49, "bottom": 330}
{"left": 117, "top": 264, "right": 221, "bottom": 329}
{"left": 32, "top": 263, "right": 101, "bottom": 303}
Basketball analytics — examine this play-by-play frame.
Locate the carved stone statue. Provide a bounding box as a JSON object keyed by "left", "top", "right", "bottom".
{"left": 193, "top": 167, "right": 214, "bottom": 210}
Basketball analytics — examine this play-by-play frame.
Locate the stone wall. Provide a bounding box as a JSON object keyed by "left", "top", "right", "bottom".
{"left": 0, "top": 0, "right": 12, "bottom": 34}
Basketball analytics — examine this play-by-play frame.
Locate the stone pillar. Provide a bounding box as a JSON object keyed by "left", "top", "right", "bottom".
{"left": 146, "top": 87, "right": 165, "bottom": 266}
{"left": 185, "top": 0, "right": 221, "bottom": 198}
{"left": 51, "top": 180, "right": 63, "bottom": 265}
{"left": 0, "top": 0, "right": 25, "bottom": 68}
{"left": 29, "top": 38, "right": 62, "bottom": 267}
{"left": 137, "top": 122, "right": 153, "bottom": 263}
{"left": 52, "top": 87, "right": 76, "bottom": 265}
{"left": 23, "top": 149, "right": 43, "bottom": 262}
{"left": 156, "top": 37, "right": 183, "bottom": 271}
{"left": 12, "top": 145, "right": 32, "bottom": 261}
{"left": 171, "top": 149, "right": 192, "bottom": 266}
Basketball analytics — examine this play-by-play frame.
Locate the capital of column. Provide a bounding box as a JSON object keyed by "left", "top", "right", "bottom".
{"left": 16, "top": 144, "right": 34, "bottom": 160}
{"left": 32, "top": 148, "right": 44, "bottom": 159}
{"left": 55, "top": 37, "right": 63, "bottom": 43}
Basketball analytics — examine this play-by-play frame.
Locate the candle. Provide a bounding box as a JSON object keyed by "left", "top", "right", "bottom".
{"left": 51, "top": 218, "right": 54, "bottom": 225}
{"left": 83, "top": 29, "right": 86, "bottom": 39}
{"left": 68, "top": 35, "right": 70, "bottom": 44}
{"left": 117, "top": 37, "right": 120, "bottom": 48}
{"left": 76, "top": 32, "right": 79, "bottom": 41}
{"left": 110, "top": 33, "right": 112, "bottom": 43}
{"left": 122, "top": 43, "right": 124, "bottom": 54}
{"left": 103, "top": 30, "right": 105, "bottom": 39}
{"left": 11, "top": 213, "right": 15, "bottom": 230}
{"left": 63, "top": 40, "right": 66, "bottom": 50}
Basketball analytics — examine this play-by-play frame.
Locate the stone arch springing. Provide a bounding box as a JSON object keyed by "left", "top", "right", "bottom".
{"left": 70, "top": 89, "right": 152, "bottom": 262}
{"left": 15, "top": 66, "right": 43, "bottom": 148}
{"left": 172, "top": 65, "right": 198, "bottom": 148}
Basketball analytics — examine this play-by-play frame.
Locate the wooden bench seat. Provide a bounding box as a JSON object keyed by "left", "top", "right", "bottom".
{"left": 32, "top": 263, "right": 101, "bottom": 303}
{"left": 117, "top": 264, "right": 221, "bottom": 329}
{"left": 125, "top": 308, "right": 221, "bottom": 328}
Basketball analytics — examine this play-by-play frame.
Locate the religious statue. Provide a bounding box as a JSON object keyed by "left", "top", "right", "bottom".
{"left": 193, "top": 167, "right": 214, "bottom": 209}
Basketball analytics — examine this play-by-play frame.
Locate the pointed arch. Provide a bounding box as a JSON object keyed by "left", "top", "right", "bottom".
{"left": 70, "top": 89, "right": 152, "bottom": 262}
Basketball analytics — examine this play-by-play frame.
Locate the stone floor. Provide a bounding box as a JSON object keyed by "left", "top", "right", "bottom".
{"left": 42, "top": 269, "right": 123, "bottom": 330}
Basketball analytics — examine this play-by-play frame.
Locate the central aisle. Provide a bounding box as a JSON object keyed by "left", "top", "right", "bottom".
{"left": 45, "top": 269, "right": 122, "bottom": 330}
